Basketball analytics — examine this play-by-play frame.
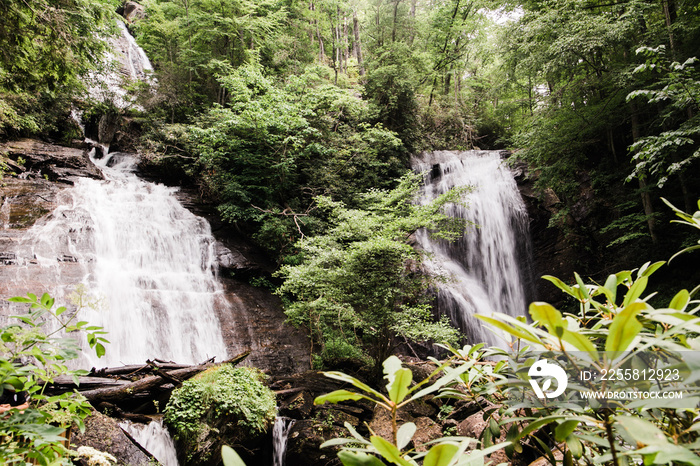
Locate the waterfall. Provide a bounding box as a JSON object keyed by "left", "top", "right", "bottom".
{"left": 272, "top": 417, "right": 295, "bottom": 466}
{"left": 19, "top": 150, "right": 229, "bottom": 367}
{"left": 121, "top": 419, "right": 178, "bottom": 466}
{"left": 88, "top": 19, "right": 154, "bottom": 109}
{"left": 412, "top": 150, "right": 533, "bottom": 347}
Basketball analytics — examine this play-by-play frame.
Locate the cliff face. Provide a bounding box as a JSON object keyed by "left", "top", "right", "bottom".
{"left": 0, "top": 138, "right": 309, "bottom": 375}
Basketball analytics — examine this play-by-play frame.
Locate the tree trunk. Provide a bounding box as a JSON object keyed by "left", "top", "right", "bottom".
{"left": 630, "top": 102, "right": 658, "bottom": 244}
{"left": 49, "top": 351, "right": 250, "bottom": 403}
{"left": 353, "top": 9, "right": 364, "bottom": 76}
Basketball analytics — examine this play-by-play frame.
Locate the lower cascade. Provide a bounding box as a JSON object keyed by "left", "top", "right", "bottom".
{"left": 13, "top": 150, "right": 229, "bottom": 367}
{"left": 272, "top": 416, "right": 296, "bottom": 466}
{"left": 412, "top": 150, "right": 533, "bottom": 346}
{"left": 121, "top": 419, "right": 178, "bottom": 466}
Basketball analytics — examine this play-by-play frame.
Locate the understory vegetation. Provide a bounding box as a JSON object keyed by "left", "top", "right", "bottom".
{"left": 2, "top": 0, "right": 700, "bottom": 464}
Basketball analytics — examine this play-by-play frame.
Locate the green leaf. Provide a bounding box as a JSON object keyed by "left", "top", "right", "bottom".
{"left": 614, "top": 416, "right": 668, "bottom": 446}
{"left": 397, "top": 422, "right": 416, "bottom": 450}
{"left": 555, "top": 420, "right": 579, "bottom": 443}
{"left": 638, "top": 261, "right": 665, "bottom": 278}
{"left": 388, "top": 368, "right": 412, "bottom": 404}
{"left": 337, "top": 451, "right": 387, "bottom": 466}
{"left": 542, "top": 275, "right": 575, "bottom": 296}
{"left": 605, "top": 302, "right": 644, "bottom": 352}
{"left": 8, "top": 297, "right": 34, "bottom": 303}
{"left": 565, "top": 435, "right": 583, "bottom": 459}
{"left": 424, "top": 443, "right": 459, "bottom": 466}
{"left": 560, "top": 329, "right": 597, "bottom": 354}
{"left": 603, "top": 274, "right": 618, "bottom": 304}
{"left": 622, "top": 276, "right": 648, "bottom": 307}
{"left": 474, "top": 315, "right": 541, "bottom": 344}
{"left": 370, "top": 436, "right": 412, "bottom": 466}
{"left": 322, "top": 372, "right": 387, "bottom": 402}
{"left": 314, "top": 390, "right": 366, "bottom": 404}
{"left": 221, "top": 445, "right": 247, "bottom": 466}
{"left": 529, "top": 302, "right": 564, "bottom": 333}
{"left": 574, "top": 273, "right": 591, "bottom": 301}
{"left": 669, "top": 289, "right": 690, "bottom": 311}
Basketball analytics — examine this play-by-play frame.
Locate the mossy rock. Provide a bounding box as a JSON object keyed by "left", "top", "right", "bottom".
{"left": 164, "top": 365, "right": 277, "bottom": 466}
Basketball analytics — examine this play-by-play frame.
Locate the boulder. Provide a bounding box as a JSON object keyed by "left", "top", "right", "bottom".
{"left": 72, "top": 409, "right": 152, "bottom": 465}
{"left": 0, "top": 139, "right": 103, "bottom": 182}
{"left": 123, "top": 2, "right": 146, "bottom": 23}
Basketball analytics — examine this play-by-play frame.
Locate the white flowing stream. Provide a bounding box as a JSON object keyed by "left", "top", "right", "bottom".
{"left": 24, "top": 151, "right": 229, "bottom": 367}
{"left": 413, "top": 150, "right": 533, "bottom": 347}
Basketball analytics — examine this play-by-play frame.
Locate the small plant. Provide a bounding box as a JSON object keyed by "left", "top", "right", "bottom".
{"left": 315, "top": 355, "right": 509, "bottom": 465}
{"left": 0, "top": 291, "right": 109, "bottom": 464}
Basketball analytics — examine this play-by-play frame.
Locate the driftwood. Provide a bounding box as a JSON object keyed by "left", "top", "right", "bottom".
{"left": 47, "top": 351, "right": 251, "bottom": 403}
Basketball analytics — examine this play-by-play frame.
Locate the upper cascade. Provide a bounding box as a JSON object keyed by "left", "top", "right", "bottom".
{"left": 412, "top": 150, "right": 534, "bottom": 347}
{"left": 88, "top": 19, "right": 154, "bottom": 109}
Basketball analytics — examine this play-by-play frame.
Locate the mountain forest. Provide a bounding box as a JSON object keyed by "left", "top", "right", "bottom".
{"left": 0, "top": 0, "right": 699, "bottom": 465}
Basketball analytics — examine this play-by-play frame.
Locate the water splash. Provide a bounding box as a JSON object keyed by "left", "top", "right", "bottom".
{"left": 413, "top": 150, "right": 533, "bottom": 347}
{"left": 272, "top": 416, "right": 295, "bottom": 466}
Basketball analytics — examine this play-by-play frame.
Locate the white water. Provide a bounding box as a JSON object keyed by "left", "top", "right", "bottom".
{"left": 121, "top": 419, "right": 178, "bottom": 466}
{"left": 272, "top": 417, "right": 295, "bottom": 466}
{"left": 23, "top": 151, "right": 228, "bottom": 367}
{"left": 88, "top": 20, "right": 154, "bottom": 109}
{"left": 413, "top": 150, "right": 532, "bottom": 347}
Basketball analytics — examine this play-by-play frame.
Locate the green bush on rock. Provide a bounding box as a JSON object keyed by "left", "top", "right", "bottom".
{"left": 164, "top": 365, "right": 276, "bottom": 464}
{"left": 165, "top": 365, "right": 276, "bottom": 438}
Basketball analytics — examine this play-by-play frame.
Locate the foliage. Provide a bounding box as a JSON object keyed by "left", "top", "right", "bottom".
{"left": 146, "top": 61, "right": 409, "bottom": 260}
{"left": 164, "top": 365, "right": 276, "bottom": 442}
{"left": 315, "top": 354, "right": 509, "bottom": 466}
{"left": 0, "top": 291, "right": 108, "bottom": 465}
{"left": 663, "top": 197, "right": 700, "bottom": 261}
{"left": 475, "top": 260, "right": 700, "bottom": 465}
{"left": 627, "top": 46, "right": 700, "bottom": 188}
{"left": 0, "top": 0, "right": 118, "bottom": 136}
{"left": 276, "top": 173, "right": 465, "bottom": 372}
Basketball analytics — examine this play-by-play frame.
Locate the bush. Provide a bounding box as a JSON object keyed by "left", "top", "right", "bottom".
{"left": 164, "top": 365, "right": 277, "bottom": 441}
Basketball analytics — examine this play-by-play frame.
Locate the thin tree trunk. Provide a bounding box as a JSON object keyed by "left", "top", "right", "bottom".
{"left": 408, "top": 0, "right": 416, "bottom": 46}
{"left": 630, "top": 102, "right": 658, "bottom": 244}
{"left": 343, "top": 13, "right": 349, "bottom": 75}
{"left": 353, "top": 9, "right": 364, "bottom": 76}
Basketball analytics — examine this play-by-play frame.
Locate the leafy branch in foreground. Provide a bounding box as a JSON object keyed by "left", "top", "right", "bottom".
{"left": 315, "top": 355, "right": 509, "bottom": 466}
{"left": 0, "top": 290, "right": 109, "bottom": 465}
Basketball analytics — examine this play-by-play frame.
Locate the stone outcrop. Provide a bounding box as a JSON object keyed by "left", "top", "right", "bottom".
{"left": 72, "top": 409, "right": 153, "bottom": 465}
{"left": 1, "top": 138, "right": 102, "bottom": 183}
{"left": 123, "top": 1, "right": 146, "bottom": 23}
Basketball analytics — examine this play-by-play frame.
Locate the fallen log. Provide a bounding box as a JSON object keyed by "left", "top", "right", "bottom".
{"left": 47, "top": 351, "right": 251, "bottom": 402}
{"left": 79, "top": 350, "right": 250, "bottom": 403}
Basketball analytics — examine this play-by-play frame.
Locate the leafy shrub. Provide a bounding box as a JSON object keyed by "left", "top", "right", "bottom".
{"left": 164, "top": 365, "right": 276, "bottom": 441}
{"left": 0, "top": 291, "right": 108, "bottom": 464}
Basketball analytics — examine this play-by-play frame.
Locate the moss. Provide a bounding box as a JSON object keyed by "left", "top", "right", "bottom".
{"left": 164, "top": 365, "right": 277, "bottom": 445}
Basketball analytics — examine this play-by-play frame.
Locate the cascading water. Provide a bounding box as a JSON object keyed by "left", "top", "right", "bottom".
{"left": 19, "top": 150, "right": 229, "bottom": 367}
{"left": 121, "top": 419, "right": 179, "bottom": 466}
{"left": 413, "top": 150, "right": 533, "bottom": 347}
{"left": 3, "top": 20, "right": 224, "bottom": 465}
{"left": 272, "top": 416, "right": 295, "bottom": 466}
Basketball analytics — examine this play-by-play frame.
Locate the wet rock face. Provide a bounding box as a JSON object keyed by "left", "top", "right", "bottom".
{"left": 1, "top": 139, "right": 103, "bottom": 183}
{"left": 0, "top": 140, "right": 102, "bottom": 306}
{"left": 514, "top": 165, "right": 582, "bottom": 305}
{"left": 215, "top": 277, "right": 310, "bottom": 376}
{"left": 72, "top": 409, "right": 152, "bottom": 465}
